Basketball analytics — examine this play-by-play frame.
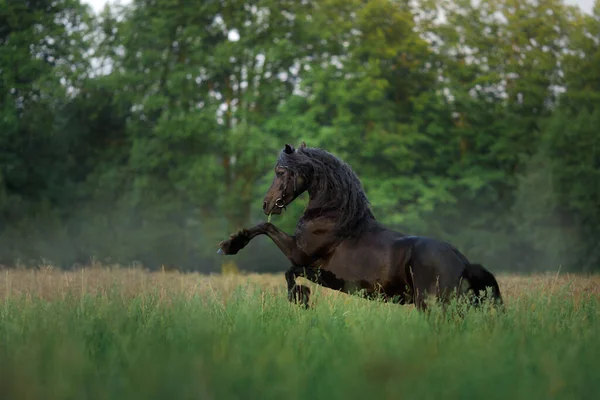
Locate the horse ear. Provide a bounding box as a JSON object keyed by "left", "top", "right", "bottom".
{"left": 284, "top": 144, "right": 294, "bottom": 154}
{"left": 299, "top": 141, "right": 307, "bottom": 149}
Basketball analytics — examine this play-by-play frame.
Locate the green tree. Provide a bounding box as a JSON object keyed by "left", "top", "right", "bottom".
{"left": 0, "top": 0, "right": 94, "bottom": 264}
{"left": 413, "top": 0, "right": 580, "bottom": 270}
{"left": 272, "top": 0, "right": 447, "bottom": 231}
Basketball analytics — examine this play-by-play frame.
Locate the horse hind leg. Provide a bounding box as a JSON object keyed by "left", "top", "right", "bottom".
{"left": 402, "top": 247, "right": 451, "bottom": 312}
{"left": 414, "top": 290, "right": 428, "bottom": 312}
{"left": 456, "top": 275, "right": 475, "bottom": 307}
{"left": 406, "top": 265, "right": 429, "bottom": 312}
{"left": 409, "top": 267, "right": 454, "bottom": 313}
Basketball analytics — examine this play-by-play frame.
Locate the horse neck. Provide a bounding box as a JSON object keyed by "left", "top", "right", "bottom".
{"left": 304, "top": 179, "right": 337, "bottom": 212}
{"left": 303, "top": 177, "right": 368, "bottom": 221}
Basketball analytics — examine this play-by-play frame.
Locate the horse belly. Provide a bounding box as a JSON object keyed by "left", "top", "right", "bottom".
{"left": 322, "top": 241, "right": 400, "bottom": 296}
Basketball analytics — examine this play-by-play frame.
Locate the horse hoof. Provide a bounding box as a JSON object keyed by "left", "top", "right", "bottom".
{"left": 288, "top": 285, "right": 311, "bottom": 309}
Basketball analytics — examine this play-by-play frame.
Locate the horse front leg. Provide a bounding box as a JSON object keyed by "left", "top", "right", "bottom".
{"left": 285, "top": 265, "right": 347, "bottom": 308}
{"left": 218, "top": 223, "right": 316, "bottom": 308}
{"left": 285, "top": 266, "right": 318, "bottom": 309}
{"left": 217, "top": 222, "right": 308, "bottom": 264}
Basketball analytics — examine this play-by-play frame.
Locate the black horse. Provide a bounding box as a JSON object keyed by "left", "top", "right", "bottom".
{"left": 218, "top": 143, "right": 503, "bottom": 311}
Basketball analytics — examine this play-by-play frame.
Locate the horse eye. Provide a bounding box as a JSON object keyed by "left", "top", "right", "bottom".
{"left": 276, "top": 171, "right": 284, "bottom": 177}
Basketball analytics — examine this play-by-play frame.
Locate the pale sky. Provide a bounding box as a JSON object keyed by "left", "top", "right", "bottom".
{"left": 569, "top": 0, "right": 595, "bottom": 13}
{"left": 83, "top": 0, "right": 594, "bottom": 15}
{"left": 84, "top": 0, "right": 128, "bottom": 13}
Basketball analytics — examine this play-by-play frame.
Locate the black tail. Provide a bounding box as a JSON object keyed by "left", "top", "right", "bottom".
{"left": 462, "top": 263, "right": 503, "bottom": 307}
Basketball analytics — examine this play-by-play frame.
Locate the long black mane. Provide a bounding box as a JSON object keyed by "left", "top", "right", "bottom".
{"left": 277, "top": 146, "right": 376, "bottom": 237}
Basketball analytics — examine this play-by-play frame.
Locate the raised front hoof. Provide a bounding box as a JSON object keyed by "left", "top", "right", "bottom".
{"left": 288, "top": 285, "right": 311, "bottom": 309}
{"left": 217, "top": 229, "right": 250, "bottom": 255}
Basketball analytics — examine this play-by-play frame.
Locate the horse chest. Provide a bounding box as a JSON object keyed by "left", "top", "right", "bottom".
{"left": 294, "top": 220, "right": 337, "bottom": 256}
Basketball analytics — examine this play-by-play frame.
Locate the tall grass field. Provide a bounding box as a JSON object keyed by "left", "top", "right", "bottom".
{"left": 0, "top": 266, "right": 598, "bottom": 399}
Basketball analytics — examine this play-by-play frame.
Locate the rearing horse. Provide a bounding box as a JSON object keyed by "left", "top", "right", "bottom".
{"left": 217, "top": 143, "right": 503, "bottom": 311}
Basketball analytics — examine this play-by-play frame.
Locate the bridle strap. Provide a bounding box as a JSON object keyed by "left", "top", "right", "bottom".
{"left": 275, "top": 166, "right": 297, "bottom": 209}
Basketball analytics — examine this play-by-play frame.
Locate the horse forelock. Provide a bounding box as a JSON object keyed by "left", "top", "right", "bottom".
{"left": 275, "top": 146, "right": 375, "bottom": 236}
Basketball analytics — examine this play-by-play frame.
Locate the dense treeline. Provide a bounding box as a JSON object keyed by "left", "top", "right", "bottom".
{"left": 1, "top": 0, "right": 599, "bottom": 273}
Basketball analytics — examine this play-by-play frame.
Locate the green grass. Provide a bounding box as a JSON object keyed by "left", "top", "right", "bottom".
{"left": 0, "top": 281, "right": 598, "bottom": 400}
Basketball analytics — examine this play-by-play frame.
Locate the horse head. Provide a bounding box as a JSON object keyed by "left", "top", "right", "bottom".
{"left": 262, "top": 142, "right": 308, "bottom": 216}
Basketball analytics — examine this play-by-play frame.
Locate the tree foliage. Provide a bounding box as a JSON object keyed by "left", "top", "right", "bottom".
{"left": 0, "top": 0, "right": 598, "bottom": 273}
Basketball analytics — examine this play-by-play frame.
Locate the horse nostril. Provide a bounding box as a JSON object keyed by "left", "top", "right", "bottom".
{"left": 263, "top": 201, "right": 267, "bottom": 211}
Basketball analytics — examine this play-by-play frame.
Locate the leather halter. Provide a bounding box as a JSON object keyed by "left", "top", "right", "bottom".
{"left": 275, "top": 165, "right": 297, "bottom": 209}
